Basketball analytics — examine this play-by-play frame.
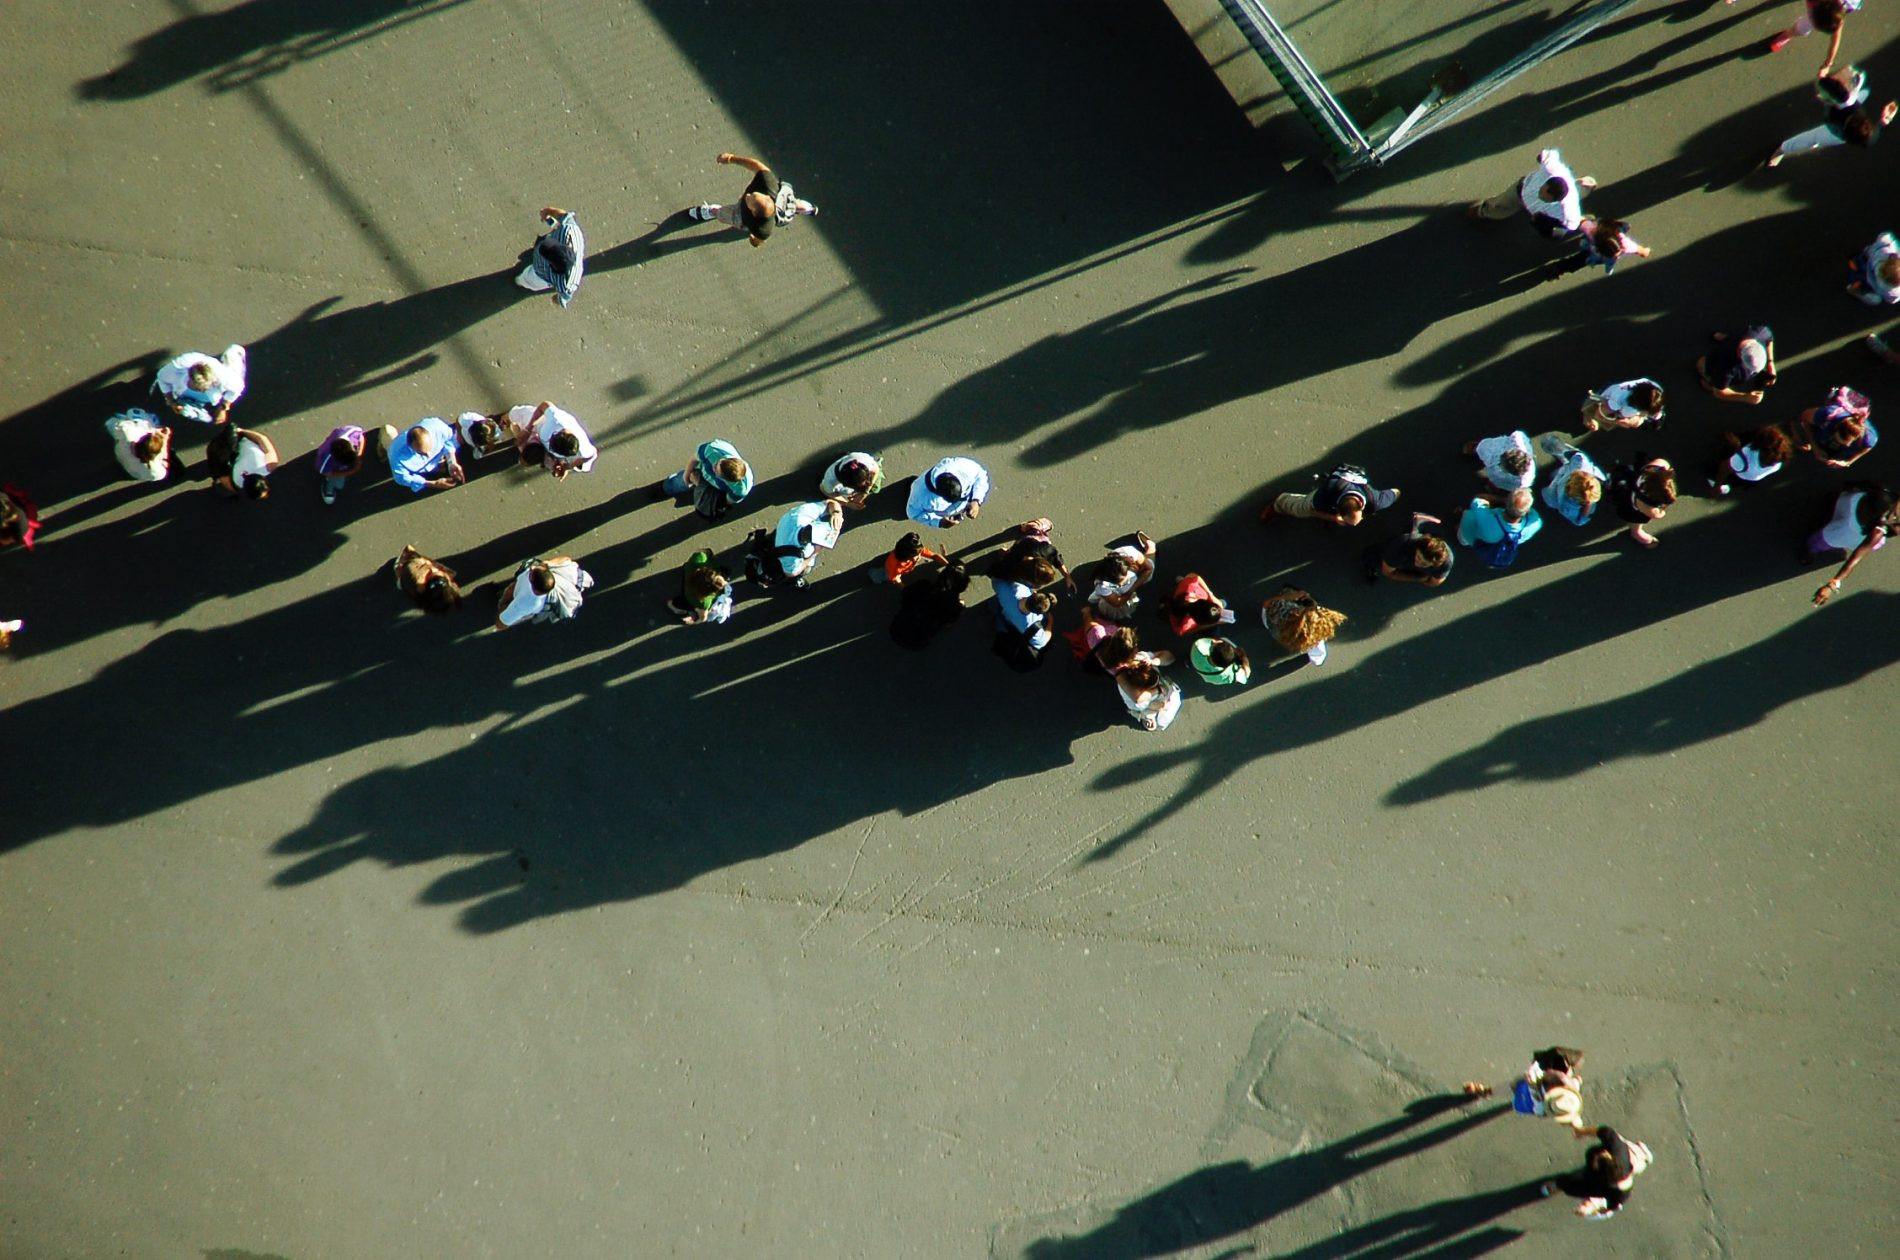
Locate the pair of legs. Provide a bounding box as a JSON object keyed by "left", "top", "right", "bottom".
{"left": 692, "top": 199, "right": 817, "bottom": 227}
{"left": 1272, "top": 486, "right": 1400, "bottom": 517}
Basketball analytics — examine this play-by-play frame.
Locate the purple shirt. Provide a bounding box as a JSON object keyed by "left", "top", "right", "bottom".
{"left": 315, "top": 425, "right": 366, "bottom": 477}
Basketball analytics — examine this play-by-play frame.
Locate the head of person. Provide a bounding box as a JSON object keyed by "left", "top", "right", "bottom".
{"left": 187, "top": 361, "right": 218, "bottom": 391}
{"left": 1504, "top": 488, "right": 1535, "bottom": 522}
{"left": 931, "top": 471, "right": 964, "bottom": 502}
{"left": 1121, "top": 659, "right": 1160, "bottom": 690}
{"left": 406, "top": 424, "right": 437, "bottom": 456}
{"left": 1336, "top": 490, "right": 1367, "bottom": 524}
{"left": 1015, "top": 556, "right": 1061, "bottom": 590}
{"left": 1499, "top": 448, "right": 1532, "bottom": 480}
{"left": 548, "top": 430, "right": 580, "bottom": 459}
{"left": 1816, "top": 0, "right": 1849, "bottom": 32}
{"left": 1205, "top": 638, "right": 1241, "bottom": 670}
{"left": 519, "top": 440, "right": 546, "bottom": 468}
{"left": 713, "top": 456, "right": 748, "bottom": 485}
{"left": 1539, "top": 176, "right": 1570, "bottom": 204}
{"left": 684, "top": 565, "right": 728, "bottom": 604}
{"left": 134, "top": 432, "right": 168, "bottom": 465}
{"left": 938, "top": 562, "right": 972, "bottom": 598}
{"left": 1414, "top": 535, "right": 1452, "bottom": 570}
{"left": 241, "top": 473, "right": 270, "bottom": 501}
{"left": 1564, "top": 471, "right": 1602, "bottom": 507}
{"left": 1879, "top": 257, "right": 1900, "bottom": 290}
{"left": 1629, "top": 383, "right": 1664, "bottom": 418}
{"left": 418, "top": 570, "right": 463, "bottom": 617}
{"left": 1830, "top": 414, "right": 1868, "bottom": 448}
{"left": 837, "top": 458, "right": 876, "bottom": 492}
{"left": 1750, "top": 424, "right": 1794, "bottom": 464}
{"left": 1095, "top": 553, "right": 1134, "bottom": 586}
{"left": 1737, "top": 340, "right": 1768, "bottom": 378}
{"left": 327, "top": 436, "right": 360, "bottom": 472}
{"left": 528, "top": 563, "right": 556, "bottom": 596}
{"left": 1023, "top": 591, "right": 1056, "bottom": 618}
{"left": 892, "top": 531, "right": 925, "bottom": 563}
{"left": 1172, "top": 596, "right": 1221, "bottom": 625}
{"left": 1842, "top": 110, "right": 1878, "bottom": 147}
{"left": 1638, "top": 465, "right": 1677, "bottom": 506}
{"left": 1095, "top": 627, "right": 1139, "bottom": 672}
{"left": 538, "top": 239, "right": 577, "bottom": 277}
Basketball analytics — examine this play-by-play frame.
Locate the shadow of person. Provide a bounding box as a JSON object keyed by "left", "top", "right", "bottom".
{"left": 0, "top": 353, "right": 170, "bottom": 513}
{"left": 1018, "top": 1096, "right": 1507, "bottom": 1260}
{"left": 589, "top": 212, "right": 738, "bottom": 273}
{"left": 1269, "top": 1179, "right": 1544, "bottom": 1260}
{"left": 1388, "top": 590, "right": 1900, "bottom": 805}
{"left": 76, "top": 0, "right": 470, "bottom": 101}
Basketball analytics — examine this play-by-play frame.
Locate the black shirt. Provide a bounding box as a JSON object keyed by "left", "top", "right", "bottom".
{"left": 741, "top": 169, "right": 782, "bottom": 233}
{"left": 1382, "top": 527, "right": 1452, "bottom": 580}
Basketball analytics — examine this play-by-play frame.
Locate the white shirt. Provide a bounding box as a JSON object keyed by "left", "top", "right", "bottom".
{"left": 231, "top": 435, "right": 273, "bottom": 485}
{"left": 498, "top": 569, "right": 549, "bottom": 626}
{"left": 1729, "top": 445, "right": 1781, "bottom": 482}
{"left": 906, "top": 456, "right": 992, "bottom": 527}
{"left": 1518, "top": 149, "right": 1583, "bottom": 233}
{"left": 532, "top": 404, "right": 596, "bottom": 473}
{"left": 105, "top": 409, "right": 168, "bottom": 481}
{"left": 1474, "top": 431, "right": 1534, "bottom": 491}
{"left": 153, "top": 351, "right": 245, "bottom": 421}
{"left": 774, "top": 502, "right": 841, "bottom": 575}
{"left": 1596, "top": 379, "right": 1661, "bottom": 421}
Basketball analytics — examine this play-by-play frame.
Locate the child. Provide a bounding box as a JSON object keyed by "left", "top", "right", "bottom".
{"left": 455, "top": 412, "right": 517, "bottom": 462}
{"left": 669, "top": 550, "right": 735, "bottom": 625}
{"left": 869, "top": 531, "right": 945, "bottom": 585}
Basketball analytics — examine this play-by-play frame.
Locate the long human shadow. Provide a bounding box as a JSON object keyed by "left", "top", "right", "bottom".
{"left": 0, "top": 353, "right": 170, "bottom": 514}
{"left": 76, "top": 0, "right": 473, "bottom": 101}
{"left": 1015, "top": 1096, "right": 1510, "bottom": 1260}
{"left": 1388, "top": 590, "right": 1900, "bottom": 805}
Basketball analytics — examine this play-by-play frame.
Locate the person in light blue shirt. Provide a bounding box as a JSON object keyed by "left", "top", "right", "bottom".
{"left": 990, "top": 577, "right": 1054, "bottom": 650}
{"left": 1457, "top": 490, "right": 1543, "bottom": 569}
{"left": 772, "top": 500, "right": 844, "bottom": 582}
{"left": 387, "top": 417, "right": 463, "bottom": 494}
{"left": 906, "top": 456, "right": 991, "bottom": 528}
{"left": 1538, "top": 438, "right": 1606, "bottom": 526}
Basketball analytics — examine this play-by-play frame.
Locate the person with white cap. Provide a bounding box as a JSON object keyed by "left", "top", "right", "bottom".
{"left": 1696, "top": 323, "right": 1777, "bottom": 405}
{"left": 906, "top": 456, "right": 991, "bottom": 529}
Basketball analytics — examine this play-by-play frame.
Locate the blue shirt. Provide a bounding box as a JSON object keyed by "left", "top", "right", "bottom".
{"left": 694, "top": 439, "right": 753, "bottom": 504}
{"left": 1541, "top": 446, "right": 1606, "bottom": 526}
{"left": 1457, "top": 498, "right": 1543, "bottom": 546}
{"left": 389, "top": 416, "right": 458, "bottom": 493}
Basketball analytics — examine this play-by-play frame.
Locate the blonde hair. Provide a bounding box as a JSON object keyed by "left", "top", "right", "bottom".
{"left": 1565, "top": 471, "right": 1601, "bottom": 506}
{"left": 1266, "top": 590, "right": 1347, "bottom": 654}
{"left": 187, "top": 362, "right": 217, "bottom": 389}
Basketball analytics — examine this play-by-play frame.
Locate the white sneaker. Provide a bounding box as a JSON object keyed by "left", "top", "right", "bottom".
{"left": 0, "top": 619, "right": 22, "bottom": 634}
{"left": 689, "top": 202, "right": 716, "bottom": 222}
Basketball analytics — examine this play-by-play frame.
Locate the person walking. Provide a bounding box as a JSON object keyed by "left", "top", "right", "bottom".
{"left": 510, "top": 400, "right": 597, "bottom": 479}
{"left": 1549, "top": 216, "right": 1651, "bottom": 279}
{"left": 1463, "top": 1046, "right": 1592, "bottom": 1136}
{"left": 1463, "top": 431, "right": 1536, "bottom": 495}
{"left": 1766, "top": 66, "right": 1896, "bottom": 167}
{"left": 1260, "top": 462, "right": 1400, "bottom": 527}
{"left": 1812, "top": 483, "right": 1900, "bottom": 605}
{"left": 1539, "top": 437, "right": 1607, "bottom": 527}
{"left": 1794, "top": 386, "right": 1877, "bottom": 468}
{"left": 1763, "top": 0, "right": 1861, "bottom": 67}
{"left": 1366, "top": 512, "right": 1455, "bottom": 586}
{"left": 495, "top": 555, "right": 594, "bottom": 628}
{"left": 1608, "top": 456, "right": 1676, "bottom": 548}
{"left": 207, "top": 424, "right": 279, "bottom": 500}
{"left": 455, "top": 411, "right": 518, "bottom": 462}
{"left": 819, "top": 451, "right": 884, "bottom": 509}
{"left": 314, "top": 425, "right": 366, "bottom": 506}
{"left": 1457, "top": 489, "right": 1543, "bottom": 569}
{"left": 1467, "top": 148, "right": 1594, "bottom": 236}
{"left": 1696, "top": 324, "right": 1777, "bottom": 404}
{"left": 386, "top": 417, "right": 465, "bottom": 494}
{"left": 153, "top": 344, "right": 247, "bottom": 424}
{"left": 1187, "top": 636, "right": 1251, "bottom": 686}
{"left": 393, "top": 545, "right": 463, "bottom": 616}
{"left": 1579, "top": 379, "right": 1665, "bottom": 433}
{"left": 104, "top": 408, "right": 172, "bottom": 482}
{"left": 658, "top": 438, "right": 753, "bottom": 521}
{"left": 687, "top": 153, "right": 818, "bottom": 247}
{"left": 1845, "top": 230, "right": 1900, "bottom": 305}
{"left": 1805, "top": 480, "right": 1897, "bottom": 580}
{"left": 1260, "top": 585, "right": 1346, "bottom": 665}
{"left": 1542, "top": 1127, "right": 1654, "bottom": 1220}
{"left": 667, "top": 550, "right": 735, "bottom": 625}
{"left": 1116, "top": 657, "right": 1183, "bottom": 731}
{"left": 1706, "top": 424, "right": 1793, "bottom": 496}
{"left": 990, "top": 580, "right": 1057, "bottom": 672}
{"left": 514, "top": 206, "right": 584, "bottom": 307}
{"left": 906, "top": 456, "right": 991, "bottom": 529}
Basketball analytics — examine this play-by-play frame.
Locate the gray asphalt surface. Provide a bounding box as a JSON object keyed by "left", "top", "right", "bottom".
{"left": 2, "top": 2, "right": 1896, "bottom": 1257}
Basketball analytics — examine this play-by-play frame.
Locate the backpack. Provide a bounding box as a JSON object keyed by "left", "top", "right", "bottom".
{"left": 742, "top": 529, "right": 810, "bottom": 588}
{"left": 1471, "top": 529, "right": 1520, "bottom": 569}
{"left": 990, "top": 628, "right": 1046, "bottom": 673}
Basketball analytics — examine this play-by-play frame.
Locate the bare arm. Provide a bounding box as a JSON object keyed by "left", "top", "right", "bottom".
{"left": 716, "top": 153, "right": 770, "bottom": 174}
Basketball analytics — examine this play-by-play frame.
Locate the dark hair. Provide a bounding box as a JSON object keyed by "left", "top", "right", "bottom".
{"left": 1540, "top": 176, "right": 1571, "bottom": 204}
{"left": 1750, "top": 425, "right": 1794, "bottom": 464}
{"left": 1025, "top": 591, "right": 1056, "bottom": 617}
{"left": 1843, "top": 111, "right": 1877, "bottom": 147}
{"left": 1630, "top": 383, "right": 1664, "bottom": 415}
{"left": 1499, "top": 448, "right": 1532, "bottom": 478}
{"left": 537, "top": 240, "right": 577, "bottom": 275}
{"left": 548, "top": 431, "right": 580, "bottom": 458}
{"left": 938, "top": 562, "right": 971, "bottom": 597}
{"left": 0, "top": 495, "right": 20, "bottom": 542}
{"left": 1206, "top": 639, "right": 1238, "bottom": 668}
{"left": 327, "top": 437, "right": 360, "bottom": 470}
{"left": 892, "top": 532, "right": 924, "bottom": 562}
{"left": 837, "top": 459, "right": 875, "bottom": 492}
{"left": 1094, "top": 628, "right": 1139, "bottom": 672}
{"left": 469, "top": 418, "right": 501, "bottom": 447}
{"left": 683, "top": 564, "right": 728, "bottom": 604}
{"left": 242, "top": 475, "right": 270, "bottom": 501}
{"left": 1095, "top": 553, "right": 1134, "bottom": 586}
{"left": 1637, "top": 465, "right": 1677, "bottom": 506}
{"left": 529, "top": 564, "right": 556, "bottom": 595}
{"left": 1416, "top": 536, "right": 1452, "bottom": 568}
{"left": 1815, "top": 0, "right": 1849, "bottom": 32}
{"left": 1594, "top": 219, "right": 1632, "bottom": 257}
{"left": 932, "top": 472, "right": 964, "bottom": 501}
{"left": 134, "top": 433, "right": 166, "bottom": 463}
{"left": 1121, "top": 659, "right": 1160, "bottom": 689}
{"left": 419, "top": 572, "right": 463, "bottom": 616}
{"left": 519, "top": 440, "right": 546, "bottom": 468}
{"left": 1170, "top": 597, "right": 1220, "bottom": 627}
